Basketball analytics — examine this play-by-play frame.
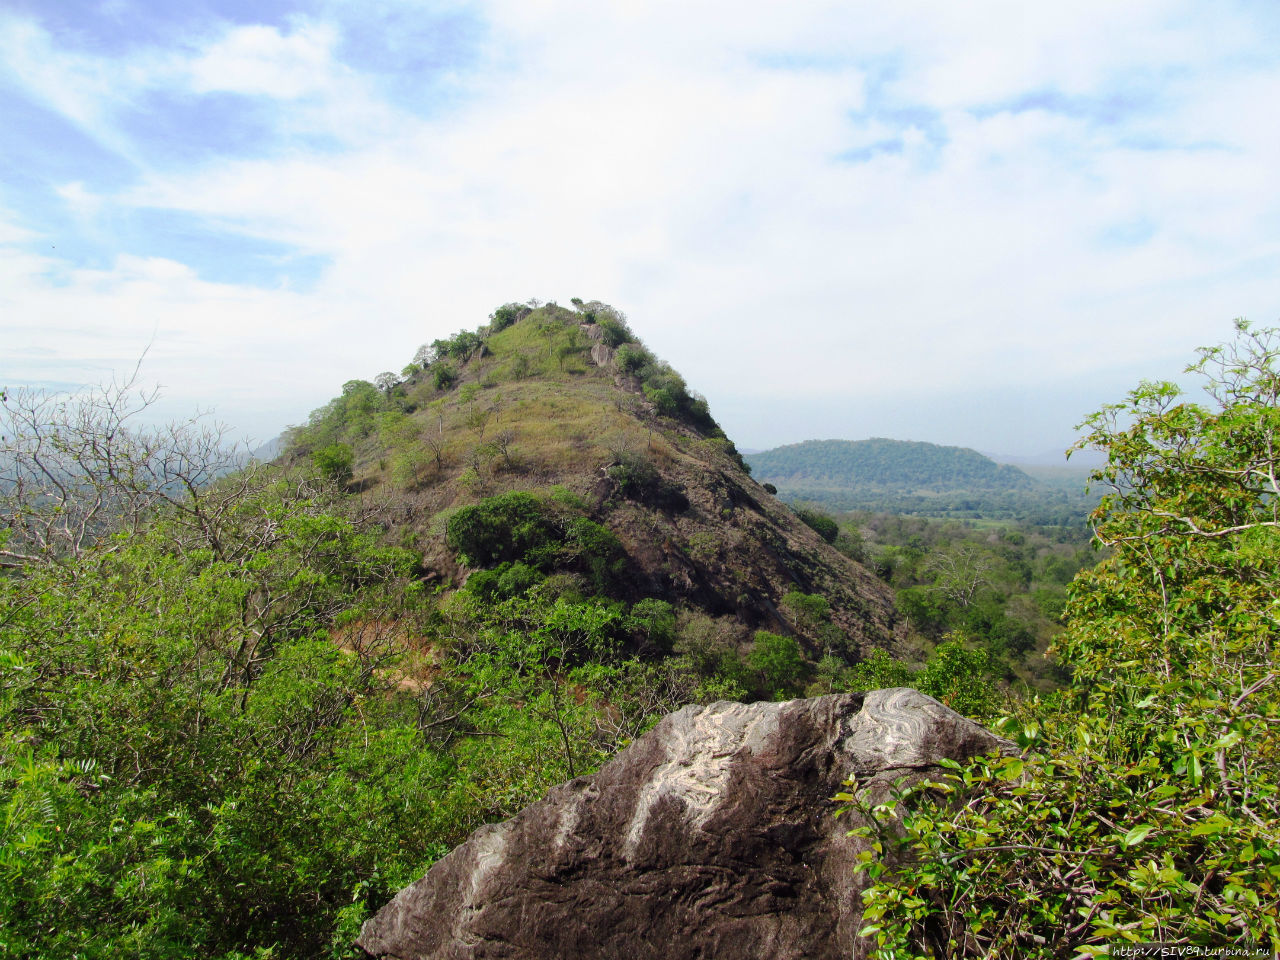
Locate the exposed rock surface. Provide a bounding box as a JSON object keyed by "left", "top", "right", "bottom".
{"left": 356, "top": 689, "right": 1011, "bottom": 960}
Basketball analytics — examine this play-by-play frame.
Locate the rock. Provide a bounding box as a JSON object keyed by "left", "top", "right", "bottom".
{"left": 589, "top": 342, "right": 614, "bottom": 367}
{"left": 355, "top": 689, "right": 1012, "bottom": 960}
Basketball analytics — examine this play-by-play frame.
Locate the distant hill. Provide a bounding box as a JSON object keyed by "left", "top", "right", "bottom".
{"left": 747, "top": 438, "right": 1036, "bottom": 493}
{"left": 746, "top": 438, "right": 1094, "bottom": 527}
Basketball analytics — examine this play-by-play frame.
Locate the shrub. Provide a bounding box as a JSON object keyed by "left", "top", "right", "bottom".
{"left": 629, "top": 598, "right": 677, "bottom": 653}
{"left": 446, "top": 491, "right": 556, "bottom": 567}
{"left": 563, "top": 517, "right": 627, "bottom": 593}
{"left": 642, "top": 384, "right": 679, "bottom": 417}
{"left": 794, "top": 507, "right": 838, "bottom": 543}
{"left": 432, "top": 365, "right": 457, "bottom": 391}
{"left": 596, "top": 316, "right": 631, "bottom": 348}
{"left": 489, "top": 303, "right": 524, "bottom": 332}
{"left": 312, "top": 443, "right": 354, "bottom": 483}
{"left": 747, "top": 630, "right": 806, "bottom": 700}
{"left": 614, "top": 343, "right": 649, "bottom": 375}
{"left": 465, "top": 561, "right": 544, "bottom": 601}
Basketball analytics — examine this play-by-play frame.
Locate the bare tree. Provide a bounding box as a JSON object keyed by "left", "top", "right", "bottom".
{"left": 0, "top": 368, "right": 252, "bottom": 568}
{"left": 491, "top": 429, "right": 517, "bottom": 471}
{"left": 923, "top": 543, "right": 997, "bottom": 609}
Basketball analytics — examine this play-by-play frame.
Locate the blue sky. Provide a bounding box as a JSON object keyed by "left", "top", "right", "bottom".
{"left": 3, "top": 0, "right": 1279, "bottom": 455}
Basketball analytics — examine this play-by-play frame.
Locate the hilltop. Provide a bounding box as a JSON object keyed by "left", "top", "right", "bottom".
{"left": 280, "top": 300, "right": 898, "bottom": 657}
{"left": 747, "top": 437, "right": 1094, "bottom": 526}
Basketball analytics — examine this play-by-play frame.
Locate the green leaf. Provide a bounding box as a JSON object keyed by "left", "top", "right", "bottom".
{"left": 1122, "top": 824, "right": 1153, "bottom": 847}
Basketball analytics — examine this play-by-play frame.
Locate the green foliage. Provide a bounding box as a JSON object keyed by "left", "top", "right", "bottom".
{"left": 845, "top": 648, "right": 914, "bottom": 691}
{"left": 747, "top": 631, "right": 806, "bottom": 700}
{"left": 846, "top": 322, "right": 1280, "bottom": 957}
{"left": 489, "top": 303, "right": 525, "bottom": 332}
{"left": 432, "top": 364, "right": 457, "bottom": 390}
{"left": 464, "top": 561, "right": 544, "bottom": 601}
{"left": 0, "top": 480, "right": 453, "bottom": 959}
{"left": 913, "top": 637, "right": 1000, "bottom": 718}
{"left": 596, "top": 315, "right": 632, "bottom": 348}
{"left": 563, "top": 517, "right": 626, "bottom": 594}
{"left": 614, "top": 342, "right": 649, "bottom": 374}
{"left": 629, "top": 599, "right": 677, "bottom": 654}
{"left": 312, "top": 442, "right": 354, "bottom": 483}
{"left": 446, "top": 491, "right": 557, "bottom": 567}
{"left": 642, "top": 383, "right": 679, "bottom": 417}
{"left": 606, "top": 452, "right": 688, "bottom": 512}
{"left": 794, "top": 506, "right": 839, "bottom": 543}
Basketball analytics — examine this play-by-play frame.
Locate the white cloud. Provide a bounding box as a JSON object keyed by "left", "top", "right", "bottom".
{"left": 3, "top": 0, "right": 1280, "bottom": 452}
{"left": 188, "top": 22, "right": 340, "bottom": 99}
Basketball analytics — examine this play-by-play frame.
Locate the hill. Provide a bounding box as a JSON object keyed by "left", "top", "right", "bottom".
{"left": 747, "top": 438, "right": 1035, "bottom": 493}
{"left": 280, "top": 301, "right": 899, "bottom": 658}
{"left": 747, "top": 438, "right": 1094, "bottom": 526}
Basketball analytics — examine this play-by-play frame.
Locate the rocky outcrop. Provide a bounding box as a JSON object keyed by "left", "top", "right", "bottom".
{"left": 356, "top": 689, "right": 1011, "bottom": 960}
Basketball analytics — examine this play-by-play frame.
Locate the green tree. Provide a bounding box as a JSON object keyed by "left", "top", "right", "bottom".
{"left": 747, "top": 631, "right": 806, "bottom": 700}
{"left": 312, "top": 442, "right": 354, "bottom": 483}
{"left": 846, "top": 321, "right": 1280, "bottom": 956}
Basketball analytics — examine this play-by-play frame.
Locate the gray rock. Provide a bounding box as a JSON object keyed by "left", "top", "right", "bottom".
{"left": 356, "top": 689, "right": 1011, "bottom": 960}
{"left": 589, "top": 342, "right": 614, "bottom": 367}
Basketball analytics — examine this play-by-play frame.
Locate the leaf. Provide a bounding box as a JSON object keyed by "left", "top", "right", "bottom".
{"left": 1122, "top": 824, "right": 1153, "bottom": 847}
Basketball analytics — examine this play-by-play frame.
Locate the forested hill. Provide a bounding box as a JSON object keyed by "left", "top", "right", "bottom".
{"left": 747, "top": 438, "right": 1036, "bottom": 493}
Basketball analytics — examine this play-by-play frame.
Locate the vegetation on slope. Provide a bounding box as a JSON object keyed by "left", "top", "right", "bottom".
{"left": 5, "top": 303, "right": 1274, "bottom": 958}
{"left": 0, "top": 299, "right": 903, "bottom": 958}
{"left": 844, "top": 321, "right": 1280, "bottom": 955}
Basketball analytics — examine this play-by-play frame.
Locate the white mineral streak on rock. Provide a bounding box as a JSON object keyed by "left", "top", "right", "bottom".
{"left": 623, "top": 701, "right": 781, "bottom": 859}
{"left": 553, "top": 783, "right": 596, "bottom": 851}
{"left": 463, "top": 822, "right": 511, "bottom": 909}
{"left": 843, "top": 688, "right": 951, "bottom": 769}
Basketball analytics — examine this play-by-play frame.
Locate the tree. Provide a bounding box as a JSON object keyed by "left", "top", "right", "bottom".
{"left": 747, "top": 631, "right": 805, "bottom": 699}
{"left": 312, "top": 443, "right": 354, "bottom": 483}
{"left": 412, "top": 343, "right": 436, "bottom": 369}
{"left": 375, "top": 371, "right": 400, "bottom": 394}
{"left": 1, "top": 371, "right": 250, "bottom": 568}
{"left": 922, "top": 542, "right": 996, "bottom": 608}
{"left": 846, "top": 321, "right": 1280, "bottom": 955}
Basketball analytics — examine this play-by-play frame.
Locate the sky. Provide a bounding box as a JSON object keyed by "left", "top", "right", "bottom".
{"left": 3, "top": 1, "right": 1279, "bottom": 457}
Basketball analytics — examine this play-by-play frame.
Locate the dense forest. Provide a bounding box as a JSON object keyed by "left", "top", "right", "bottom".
{"left": 2, "top": 309, "right": 1277, "bottom": 957}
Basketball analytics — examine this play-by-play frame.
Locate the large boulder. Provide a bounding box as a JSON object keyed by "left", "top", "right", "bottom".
{"left": 356, "top": 689, "right": 1011, "bottom": 960}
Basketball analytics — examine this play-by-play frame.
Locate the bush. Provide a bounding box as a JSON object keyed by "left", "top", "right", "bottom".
{"left": 312, "top": 443, "right": 354, "bottom": 483}
{"left": 614, "top": 343, "right": 649, "bottom": 374}
{"left": 915, "top": 636, "right": 999, "bottom": 718}
{"left": 794, "top": 507, "right": 838, "bottom": 543}
{"left": 747, "top": 630, "right": 806, "bottom": 700}
{"left": 642, "top": 384, "right": 679, "bottom": 418}
{"left": 563, "top": 518, "right": 627, "bottom": 594}
{"left": 607, "top": 453, "right": 688, "bottom": 512}
{"left": 465, "top": 561, "right": 543, "bottom": 601}
{"left": 596, "top": 316, "right": 631, "bottom": 348}
{"left": 446, "top": 492, "right": 556, "bottom": 567}
{"left": 629, "top": 598, "right": 677, "bottom": 653}
{"left": 489, "top": 303, "right": 524, "bottom": 332}
{"left": 432, "top": 365, "right": 457, "bottom": 391}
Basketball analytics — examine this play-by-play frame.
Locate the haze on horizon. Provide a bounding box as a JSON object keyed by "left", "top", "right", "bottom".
{"left": 3, "top": 1, "right": 1279, "bottom": 458}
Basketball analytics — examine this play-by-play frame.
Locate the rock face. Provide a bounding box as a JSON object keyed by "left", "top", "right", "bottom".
{"left": 356, "top": 689, "right": 1011, "bottom": 960}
